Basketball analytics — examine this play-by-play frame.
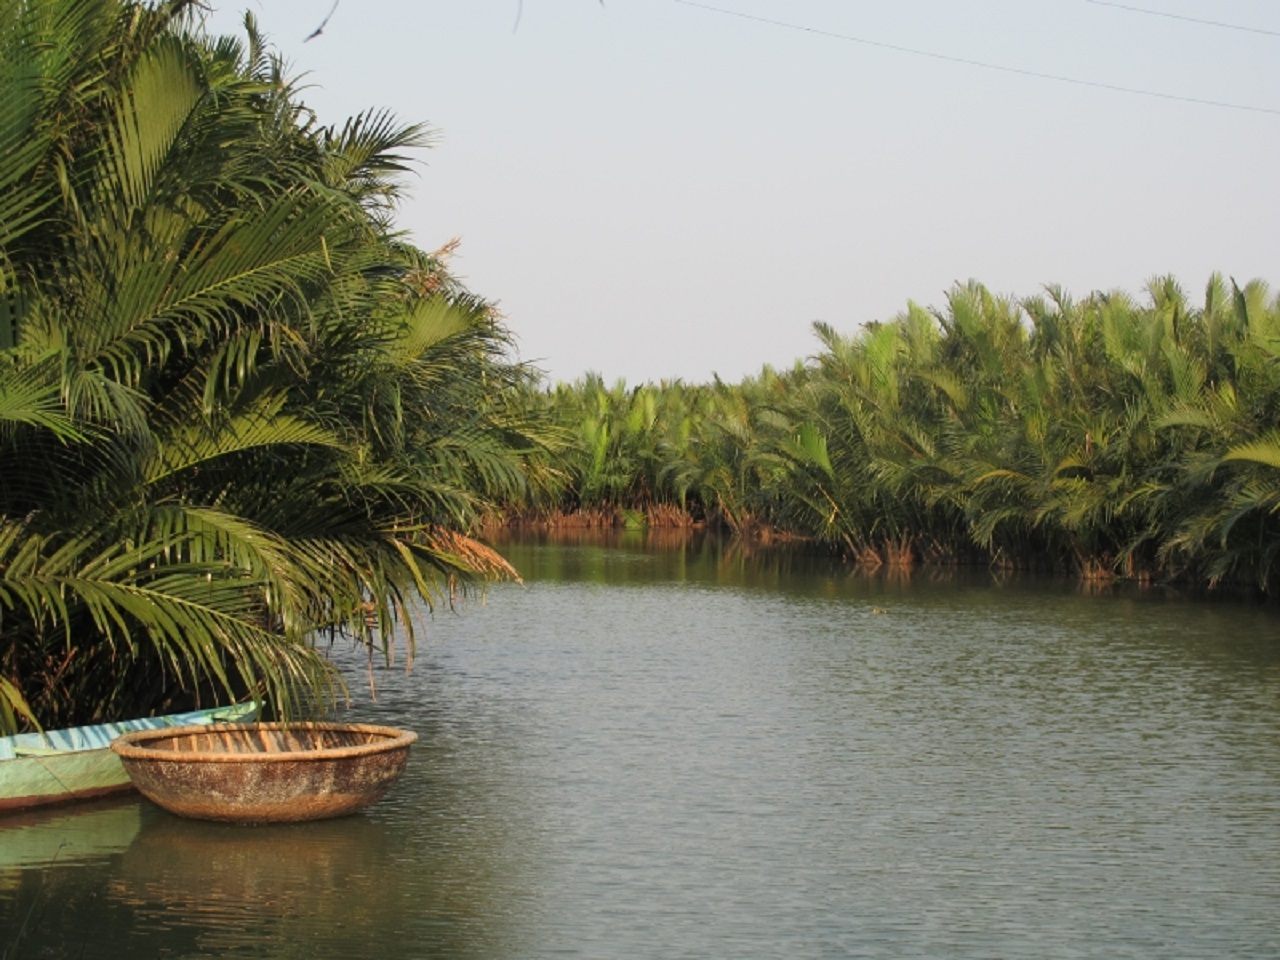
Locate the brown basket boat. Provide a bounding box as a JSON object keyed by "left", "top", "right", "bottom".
{"left": 110, "top": 722, "right": 416, "bottom": 824}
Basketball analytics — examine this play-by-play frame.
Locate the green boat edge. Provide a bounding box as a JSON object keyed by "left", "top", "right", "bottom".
{"left": 0, "top": 703, "right": 261, "bottom": 816}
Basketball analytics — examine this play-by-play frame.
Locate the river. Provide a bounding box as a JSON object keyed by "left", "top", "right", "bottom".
{"left": 4, "top": 533, "right": 1279, "bottom": 958}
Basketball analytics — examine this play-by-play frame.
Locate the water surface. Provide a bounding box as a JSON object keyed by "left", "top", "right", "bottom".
{"left": 4, "top": 535, "right": 1278, "bottom": 958}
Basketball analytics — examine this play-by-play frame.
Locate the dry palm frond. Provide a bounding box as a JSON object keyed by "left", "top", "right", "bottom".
{"left": 424, "top": 527, "right": 522, "bottom": 584}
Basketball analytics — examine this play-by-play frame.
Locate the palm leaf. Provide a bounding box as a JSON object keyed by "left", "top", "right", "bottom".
{"left": 1222, "top": 432, "right": 1280, "bottom": 470}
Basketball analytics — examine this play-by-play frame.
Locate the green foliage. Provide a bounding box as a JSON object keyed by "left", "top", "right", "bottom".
{"left": 520, "top": 275, "right": 1280, "bottom": 595}
{"left": 0, "top": 0, "right": 546, "bottom": 731}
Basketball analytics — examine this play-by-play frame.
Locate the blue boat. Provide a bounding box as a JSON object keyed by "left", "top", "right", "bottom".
{"left": 0, "top": 703, "right": 260, "bottom": 815}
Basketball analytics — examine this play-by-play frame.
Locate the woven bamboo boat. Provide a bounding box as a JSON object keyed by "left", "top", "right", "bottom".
{"left": 110, "top": 722, "right": 416, "bottom": 823}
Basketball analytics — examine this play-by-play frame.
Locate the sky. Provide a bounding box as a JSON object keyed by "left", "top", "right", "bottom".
{"left": 202, "top": 1, "right": 1279, "bottom": 386}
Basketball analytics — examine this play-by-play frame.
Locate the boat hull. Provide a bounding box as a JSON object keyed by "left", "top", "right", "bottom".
{"left": 112, "top": 722, "right": 415, "bottom": 823}
{"left": 0, "top": 704, "right": 260, "bottom": 815}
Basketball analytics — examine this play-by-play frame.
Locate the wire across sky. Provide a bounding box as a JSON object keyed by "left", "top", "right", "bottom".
{"left": 674, "top": 0, "right": 1280, "bottom": 117}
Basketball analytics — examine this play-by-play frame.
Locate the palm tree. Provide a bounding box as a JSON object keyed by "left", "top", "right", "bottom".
{"left": 0, "top": 0, "right": 537, "bottom": 731}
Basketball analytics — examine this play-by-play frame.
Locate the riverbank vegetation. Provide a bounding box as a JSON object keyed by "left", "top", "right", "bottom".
{"left": 0, "top": 0, "right": 549, "bottom": 731}
{"left": 503, "top": 277, "right": 1280, "bottom": 597}
{"left": 3, "top": 2, "right": 1275, "bottom": 735}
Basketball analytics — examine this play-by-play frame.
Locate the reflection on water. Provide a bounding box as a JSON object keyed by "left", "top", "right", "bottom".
{"left": 2, "top": 732, "right": 534, "bottom": 959}
{"left": 4, "top": 535, "right": 1279, "bottom": 958}
{"left": 0, "top": 799, "right": 140, "bottom": 873}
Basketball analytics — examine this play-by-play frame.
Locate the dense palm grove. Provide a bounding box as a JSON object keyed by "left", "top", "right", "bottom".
{"left": 508, "top": 277, "right": 1280, "bottom": 596}
{"left": 2, "top": 1, "right": 1276, "bottom": 735}
{"left": 0, "top": 0, "right": 550, "bottom": 731}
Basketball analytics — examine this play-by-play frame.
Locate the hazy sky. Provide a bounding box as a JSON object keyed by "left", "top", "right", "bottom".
{"left": 203, "top": 1, "right": 1279, "bottom": 385}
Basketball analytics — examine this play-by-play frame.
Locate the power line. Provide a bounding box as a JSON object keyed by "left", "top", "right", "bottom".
{"left": 674, "top": 0, "right": 1280, "bottom": 117}
{"left": 303, "top": 0, "right": 339, "bottom": 42}
{"left": 1084, "top": 1, "right": 1280, "bottom": 39}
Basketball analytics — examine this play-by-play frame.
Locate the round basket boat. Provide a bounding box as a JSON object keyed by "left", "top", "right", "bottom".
{"left": 110, "top": 722, "right": 416, "bottom": 824}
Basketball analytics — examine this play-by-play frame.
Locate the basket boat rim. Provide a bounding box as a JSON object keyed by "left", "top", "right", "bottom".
{"left": 109, "top": 721, "right": 416, "bottom": 764}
